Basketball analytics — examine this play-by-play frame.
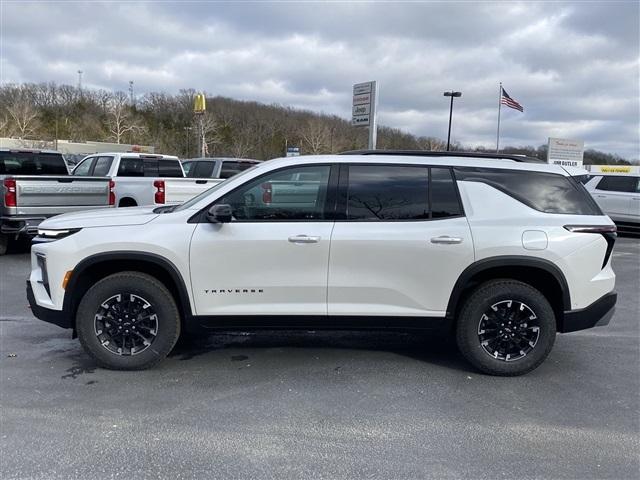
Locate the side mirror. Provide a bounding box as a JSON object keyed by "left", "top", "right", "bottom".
{"left": 206, "top": 204, "right": 233, "bottom": 223}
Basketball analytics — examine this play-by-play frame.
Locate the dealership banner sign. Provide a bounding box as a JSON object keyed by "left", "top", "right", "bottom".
{"left": 547, "top": 137, "right": 584, "bottom": 167}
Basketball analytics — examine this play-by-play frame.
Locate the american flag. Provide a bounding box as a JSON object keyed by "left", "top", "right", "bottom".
{"left": 501, "top": 88, "right": 524, "bottom": 112}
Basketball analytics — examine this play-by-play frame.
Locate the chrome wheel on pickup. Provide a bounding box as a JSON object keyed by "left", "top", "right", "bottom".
{"left": 76, "top": 272, "right": 180, "bottom": 370}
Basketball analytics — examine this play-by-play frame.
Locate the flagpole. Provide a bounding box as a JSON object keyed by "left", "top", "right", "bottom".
{"left": 496, "top": 82, "right": 502, "bottom": 153}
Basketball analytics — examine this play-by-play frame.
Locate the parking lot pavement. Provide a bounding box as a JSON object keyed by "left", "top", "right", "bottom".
{"left": 0, "top": 239, "right": 638, "bottom": 480}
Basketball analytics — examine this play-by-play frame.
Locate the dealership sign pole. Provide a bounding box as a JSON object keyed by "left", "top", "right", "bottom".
{"left": 352, "top": 81, "right": 378, "bottom": 150}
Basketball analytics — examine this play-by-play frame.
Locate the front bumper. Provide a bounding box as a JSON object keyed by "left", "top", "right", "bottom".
{"left": 26, "top": 280, "right": 72, "bottom": 329}
{"left": 560, "top": 291, "right": 617, "bottom": 333}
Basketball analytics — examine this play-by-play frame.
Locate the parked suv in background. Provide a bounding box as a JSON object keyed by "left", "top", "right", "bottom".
{"left": 584, "top": 174, "right": 640, "bottom": 233}
{"left": 27, "top": 152, "right": 617, "bottom": 376}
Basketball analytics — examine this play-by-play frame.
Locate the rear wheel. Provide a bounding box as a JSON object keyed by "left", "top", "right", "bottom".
{"left": 456, "top": 280, "right": 556, "bottom": 376}
{"left": 76, "top": 272, "right": 181, "bottom": 370}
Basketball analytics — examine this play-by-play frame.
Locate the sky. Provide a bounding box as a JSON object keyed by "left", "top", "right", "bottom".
{"left": 1, "top": 1, "right": 639, "bottom": 158}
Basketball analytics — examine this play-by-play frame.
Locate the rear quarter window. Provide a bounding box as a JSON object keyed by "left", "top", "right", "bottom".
{"left": 454, "top": 167, "right": 602, "bottom": 215}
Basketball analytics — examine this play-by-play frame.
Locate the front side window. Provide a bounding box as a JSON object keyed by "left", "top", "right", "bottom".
{"left": 346, "top": 165, "right": 429, "bottom": 220}
{"left": 596, "top": 176, "right": 638, "bottom": 193}
{"left": 219, "top": 165, "right": 331, "bottom": 221}
{"left": 92, "top": 156, "right": 113, "bottom": 176}
{"left": 182, "top": 162, "right": 194, "bottom": 176}
{"left": 72, "top": 157, "right": 95, "bottom": 176}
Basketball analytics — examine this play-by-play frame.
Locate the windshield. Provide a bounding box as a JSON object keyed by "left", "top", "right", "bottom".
{"left": 173, "top": 163, "right": 262, "bottom": 212}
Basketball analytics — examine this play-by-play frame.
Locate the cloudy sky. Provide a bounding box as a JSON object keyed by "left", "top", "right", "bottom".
{"left": 1, "top": 1, "right": 639, "bottom": 158}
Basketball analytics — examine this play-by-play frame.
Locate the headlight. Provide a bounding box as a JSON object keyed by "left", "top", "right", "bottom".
{"left": 34, "top": 228, "right": 81, "bottom": 243}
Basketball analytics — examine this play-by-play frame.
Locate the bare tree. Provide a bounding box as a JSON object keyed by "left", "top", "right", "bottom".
{"left": 417, "top": 136, "right": 447, "bottom": 151}
{"left": 7, "top": 95, "right": 39, "bottom": 139}
{"left": 299, "top": 118, "right": 331, "bottom": 154}
{"left": 106, "top": 91, "right": 144, "bottom": 144}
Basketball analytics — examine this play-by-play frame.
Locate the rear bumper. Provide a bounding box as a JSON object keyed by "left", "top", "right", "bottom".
{"left": 1, "top": 216, "right": 47, "bottom": 235}
{"left": 560, "top": 291, "right": 617, "bottom": 333}
{"left": 26, "top": 280, "right": 72, "bottom": 329}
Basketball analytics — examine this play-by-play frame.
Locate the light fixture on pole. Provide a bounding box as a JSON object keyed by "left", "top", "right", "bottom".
{"left": 443, "top": 90, "right": 462, "bottom": 151}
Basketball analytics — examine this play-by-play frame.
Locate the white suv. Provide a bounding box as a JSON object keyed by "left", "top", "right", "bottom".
{"left": 27, "top": 152, "right": 617, "bottom": 376}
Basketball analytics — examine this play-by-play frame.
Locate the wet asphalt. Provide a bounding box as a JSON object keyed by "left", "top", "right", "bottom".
{"left": 0, "top": 237, "right": 638, "bottom": 479}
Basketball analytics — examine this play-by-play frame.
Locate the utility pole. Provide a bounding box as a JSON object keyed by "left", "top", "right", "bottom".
{"left": 129, "top": 80, "right": 135, "bottom": 107}
{"left": 77, "top": 70, "right": 83, "bottom": 91}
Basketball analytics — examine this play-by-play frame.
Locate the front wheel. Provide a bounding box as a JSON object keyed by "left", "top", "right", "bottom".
{"left": 456, "top": 280, "right": 556, "bottom": 376}
{"left": 76, "top": 272, "right": 181, "bottom": 370}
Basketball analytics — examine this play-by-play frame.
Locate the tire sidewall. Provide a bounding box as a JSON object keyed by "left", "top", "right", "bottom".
{"left": 76, "top": 272, "right": 180, "bottom": 370}
{"left": 456, "top": 280, "right": 556, "bottom": 376}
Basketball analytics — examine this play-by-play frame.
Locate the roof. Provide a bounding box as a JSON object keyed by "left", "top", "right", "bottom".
{"left": 340, "top": 149, "right": 544, "bottom": 163}
{"left": 182, "top": 157, "right": 261, "bottom": 163}
{"left": 0, "top": 148, "right": 62, "bottom": 154}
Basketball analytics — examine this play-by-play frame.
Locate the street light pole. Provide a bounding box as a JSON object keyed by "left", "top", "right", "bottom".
{"left": 443, "top": 91, "right": 462, "bottom": 151}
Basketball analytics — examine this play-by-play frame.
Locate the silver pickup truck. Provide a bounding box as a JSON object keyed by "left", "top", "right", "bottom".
{"left": 1, "top": 148, "right": 114, "bottom": 254}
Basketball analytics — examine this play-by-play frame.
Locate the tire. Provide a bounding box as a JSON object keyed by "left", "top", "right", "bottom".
{"left": 76, "top": 272, "right": 181, "bottom": 370}
{"left": 0, "top": 233, "right": 8, "bottom": 256}
{"left": 455, "top": 279, "right": 556, "bottom": 376}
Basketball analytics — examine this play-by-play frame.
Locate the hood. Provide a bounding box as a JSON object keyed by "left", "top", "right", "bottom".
{"left": 39, "top": 206, "right": 159, "bottom": 230}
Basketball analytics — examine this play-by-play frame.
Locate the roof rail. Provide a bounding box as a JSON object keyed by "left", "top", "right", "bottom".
{"left": 339, "top": 149, "right": 545, "bottom": 163}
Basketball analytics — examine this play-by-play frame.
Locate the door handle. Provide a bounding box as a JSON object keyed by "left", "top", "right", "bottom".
{"left": 430, "top": 235, "right": 463, "bottom": 245}
{"left": 596, "top": 195, "right": 607, "bottom": 198}
{"left": 288, "top": 235, "right": 320, "bottom": 244}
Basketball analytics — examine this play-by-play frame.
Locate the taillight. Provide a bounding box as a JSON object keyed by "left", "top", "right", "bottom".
{"left": 261, "top": 182, "right": 272, "bottom": 204}
{"left": 564, "top": 224, "right": 617, "bottom": 268}
{"left": 4, "top": 179, "right": 17, "bottom": 207}
{"left": 154, "top": 180, "right": 165, "bottom": 204}
{"left": 108, "top": 180, "right": 115, "bottom": 206}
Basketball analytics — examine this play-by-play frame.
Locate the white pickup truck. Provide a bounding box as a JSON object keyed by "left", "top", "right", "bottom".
{"left": 1, "top": 148, "right": 114, "bottom": 254}
{"left": 72, "top": 153, "right": 219, "bottom": 207}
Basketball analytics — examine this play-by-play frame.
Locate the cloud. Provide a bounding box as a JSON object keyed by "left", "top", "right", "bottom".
{"left": 1, "top": 1, "right": 638, "bottom": 158}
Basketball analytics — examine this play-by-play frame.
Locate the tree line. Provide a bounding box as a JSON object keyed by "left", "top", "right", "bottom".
{"left": 0, "top": 82, "right": 632, "bottom": 164}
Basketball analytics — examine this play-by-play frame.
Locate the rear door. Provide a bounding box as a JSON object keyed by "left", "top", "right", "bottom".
{"left": 328, "top": 164, "right": 474, "bottom": 317}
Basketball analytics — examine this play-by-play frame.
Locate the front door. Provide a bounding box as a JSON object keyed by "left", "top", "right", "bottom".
{"left": 189, "top": 164, "right": 335, "bottom": 316}
{"left": 328, "top": 164, "right": 474, "bottom": 317}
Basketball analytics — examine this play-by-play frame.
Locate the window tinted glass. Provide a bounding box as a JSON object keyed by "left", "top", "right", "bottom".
{"left": 431, "top": 167, "right": 462, "bottom": 218}
{"left": 143, "top": 159, "right": 159, "bottom": 177}
{"left": 182, "top": 162, "right": 193, "bottom": 176}
{"left": 220, "top": 161, "right": 258, "bottom": 179}
{"left": 72, "top": 157, "right": 95, "bottom": 176}
{"left": 158, "top": 159, "right": 183, "bottom": 177}
{"left": 220, "top": 165, "right": 331, "bottom": 221}
{"left": 92, "top": 156, "right": 113, "bottom": 176}
{"left": 596, "top": 176, "right": 637, "bottom": 193}
{"left": 454, "top": 167, "right": 601, "bottom": 215}
{"left": 0, "top": 152, "right": 69, "bottom": 175}
{"left": 117, "top": 158, "right": 144, "bottom": 177}
{"left": 347, "top": 165, "right": 429, "bottom": 220}
{"left": 191, "top": 161, "right": 216, "bottom": 178}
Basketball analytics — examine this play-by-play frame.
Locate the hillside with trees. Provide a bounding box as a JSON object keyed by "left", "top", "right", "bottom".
{"left": 0, "top": 82, "right": 634, "bottom": 165}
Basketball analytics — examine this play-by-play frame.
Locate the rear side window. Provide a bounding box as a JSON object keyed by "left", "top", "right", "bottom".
{"left": 431, "top": 167, "right": 462, "bottom": 218}
{"left": 346, "top": 165, "right": 429, "bottom": 220}
{"left": 158, "top": 159, "right": 183, "bottom": 177}
{"left": 596, "top": 176, "right": 638, "bottom": 193}
{"left": 220, "top": 161, "right": 258, "bottom": 179}
{"left": 190, "top": 161, "right": 216, "bottom": 178}
{"left": 0, "top": 152, "right": 68, "bottom": 175}
{"left": 117, "top": 158, "right": 144, "bottom": 177}
{"left": 454, "top": 167, "right": 602, "bottom": 215}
